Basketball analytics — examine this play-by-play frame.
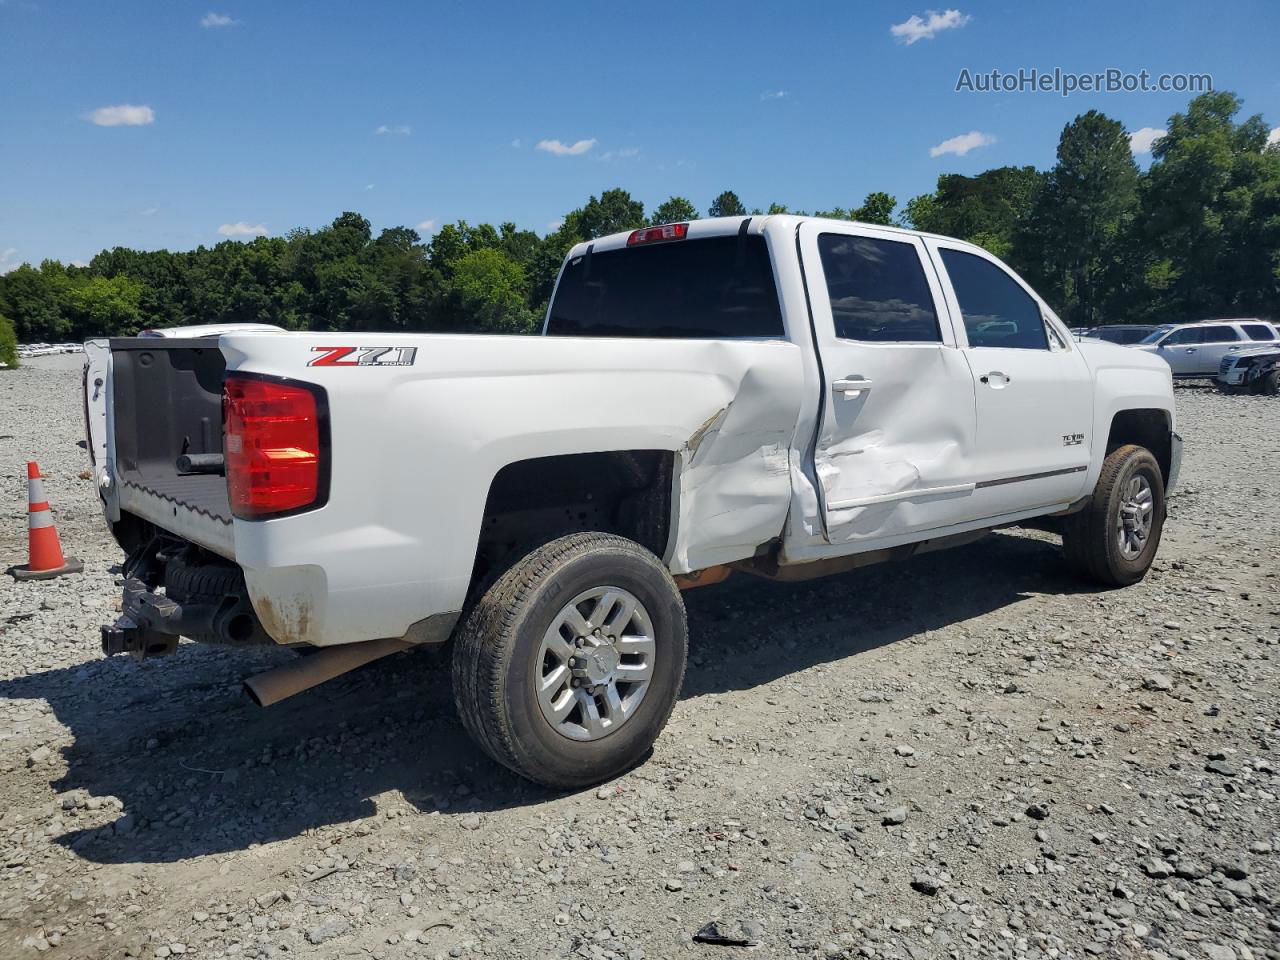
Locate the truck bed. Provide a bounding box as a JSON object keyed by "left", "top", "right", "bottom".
{"left": 108, "top": 338, "right": 234, "bottom": 555}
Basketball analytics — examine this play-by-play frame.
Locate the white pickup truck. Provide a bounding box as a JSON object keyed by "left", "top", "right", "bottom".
{"left": 85, "top": 216, "right": 1181, "bottom": 789}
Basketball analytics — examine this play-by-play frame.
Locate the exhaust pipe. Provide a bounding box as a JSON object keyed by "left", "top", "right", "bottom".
{"left": 243, "top": 637, "right": 415, "bottom": 707}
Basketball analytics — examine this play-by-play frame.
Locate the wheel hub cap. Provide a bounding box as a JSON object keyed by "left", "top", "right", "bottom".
{"left": 535, "top": 586, "right": 656, "bottom": 742}
{"left": 571, "top": 641, "right": 620, "bottom": 687}
{"left": 1117, "top": 474, "right": 1154, "bottom": 560}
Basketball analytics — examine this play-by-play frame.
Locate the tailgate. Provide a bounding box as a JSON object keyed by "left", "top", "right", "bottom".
{"left": 106, "top": 338, "right": 234, "bottom": 557}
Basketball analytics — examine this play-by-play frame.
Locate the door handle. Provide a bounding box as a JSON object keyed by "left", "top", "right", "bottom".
{"left": 1184, "top": 348, "right": 1195, "bottom": 354}
{"left": 832, "top": 377, "right": 873, "bottom": 397}
{"left": 979, "top": 371, "right": 1011, "bottom": 387}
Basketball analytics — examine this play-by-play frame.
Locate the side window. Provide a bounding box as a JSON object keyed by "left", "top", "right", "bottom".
{"left": 938, "top": 249, "right": 1048, "bottom": 350}
{"left": 1241, "top": 323, "right": 1275, "bottom": 341}
{"left": 1165, "top": 327, "right": 1203, "bottom": 346}
{"left": 817, "top": 234, "right": 941, "bottom": 342}
{"left": 1199, "top": 325, "right": 1240, "bottom": 343}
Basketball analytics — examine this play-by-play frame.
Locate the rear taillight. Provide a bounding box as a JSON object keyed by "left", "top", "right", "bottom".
{"left": 223, "top": 375, "right": 327, "bottom": 520}
{"left": 627, "top": 222, "right": 688, "bottom": 245}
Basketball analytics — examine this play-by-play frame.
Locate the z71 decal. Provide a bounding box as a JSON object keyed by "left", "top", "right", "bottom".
{"left": 309, "top": 346, "right": 418, "bottom": 367}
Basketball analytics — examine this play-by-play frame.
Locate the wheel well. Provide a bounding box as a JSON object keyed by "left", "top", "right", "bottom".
{"left": 472, "top": 450, "right": 674, "bottom": 594}
{"left": 1107, "top": 409, "right": 1172, "bottom": 485}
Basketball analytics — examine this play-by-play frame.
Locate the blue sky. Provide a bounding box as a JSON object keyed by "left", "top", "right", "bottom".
{"left": 2, "top": 0, "right": 1278, "bottom": 269}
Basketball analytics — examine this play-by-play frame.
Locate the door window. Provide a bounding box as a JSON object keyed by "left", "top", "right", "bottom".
{"left": 1164, "top": 327, "right": 1204, "bottom": 346}
{"left": 817, "top": 235, "right": 940, "bottom": 342}
{"left": 1199, "top": 325, "right": 1240, "bottom": 343}
{"left": 938, "top": 249, "right": 1048, "bottom": 350}
{"left": 1242, "top": 323, "right": 1277, "bottom": 341}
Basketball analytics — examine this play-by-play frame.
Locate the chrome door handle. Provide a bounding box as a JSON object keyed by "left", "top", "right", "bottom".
{"left": 832, "top": 378, "right": 873, "bottom": 397}
{"left": 979, "top": 371, "right": 1011, "bottom": 387}
{"left": 1184, "top": 348, "right": 1195, "bottom": 353}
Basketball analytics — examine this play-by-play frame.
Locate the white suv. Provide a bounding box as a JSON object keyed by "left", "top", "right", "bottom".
{"left": 1134, "top": 319, "right": 1280, "bottom": 378}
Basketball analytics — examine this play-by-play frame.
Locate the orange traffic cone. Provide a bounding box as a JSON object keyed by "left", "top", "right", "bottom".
{"left": 6, "top": 462, "right": 84, "bottom": 581}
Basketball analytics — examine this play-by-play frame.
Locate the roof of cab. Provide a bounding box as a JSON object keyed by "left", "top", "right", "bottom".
{"left": 567, "top": 215, "right": 983, "bottom": 260}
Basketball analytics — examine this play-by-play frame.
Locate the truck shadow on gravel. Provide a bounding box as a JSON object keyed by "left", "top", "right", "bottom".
{"left": 2, "top": 529, "right": 1103, "bottom": 865}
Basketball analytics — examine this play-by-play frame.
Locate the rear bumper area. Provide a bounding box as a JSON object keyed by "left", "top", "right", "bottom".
{"left": 102, "top": 575, "right": 272, "bottom": 659}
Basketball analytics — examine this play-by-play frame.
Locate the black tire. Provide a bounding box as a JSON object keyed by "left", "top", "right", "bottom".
{"left": 451, "top": 532, "right": 687, "bottom": 790}
{"left": 1263, "top": 370, "right": 1280, "bottom": 397}
{"left": 1062, "top": 444, "right": 1165, "bottom": 587}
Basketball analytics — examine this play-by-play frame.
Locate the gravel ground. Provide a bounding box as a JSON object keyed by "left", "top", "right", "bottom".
{"left": 0, "top": 353, "right": 1277, "bottom": 960}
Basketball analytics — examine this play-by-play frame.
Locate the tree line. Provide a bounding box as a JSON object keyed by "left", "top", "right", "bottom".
{"left": 1, "top": 90, "right": 1276, "bottom": 363}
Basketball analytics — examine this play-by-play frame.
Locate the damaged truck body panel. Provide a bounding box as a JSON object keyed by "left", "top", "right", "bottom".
{"left": 217, "top": 329, "right": 809, "bottom": 647}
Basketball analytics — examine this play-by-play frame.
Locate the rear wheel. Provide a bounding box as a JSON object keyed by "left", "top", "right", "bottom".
{"left": 452, "top": 532, "right": 687, "bottom": 789}
{"left": 1263, "top": 370, "right": 1280, "bottom": 396}
{"left": 1062, "top": 444, "right": 1165, "bottom": 587}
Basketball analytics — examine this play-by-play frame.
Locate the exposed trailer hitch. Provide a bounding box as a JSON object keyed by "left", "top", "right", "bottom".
{"left": 101, "top": 574, "right": 271, "bottom": 660}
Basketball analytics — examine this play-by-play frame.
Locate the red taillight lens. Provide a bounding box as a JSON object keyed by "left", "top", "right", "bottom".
{"left": 223, "top": 376, "right": 326, "bottom": 520}
{"left": 627, "top": 222, "right": 688, "bottom": 245}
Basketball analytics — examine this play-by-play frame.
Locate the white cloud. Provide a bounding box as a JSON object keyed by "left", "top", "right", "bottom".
{"left": 200, "top": 12, "right": 238, "bottom": 28}
{"left": 0, "top": 248, "right": 19, "bottom": 275}
{"left": 546, "top": 218, "right": 564, "bottom": 231}
{"left": 536, "top": 137, "right": 597, "bottom": 157}
{"left": 217, "top": 222, "right": 268, "bottom": 237}
{"left": 1129, "top": 127, "right": 1166, "bottom": 155}
{"left": 600, "top": 146, "right": 640, "bottom": 161}
{"left": 929, "top": 130, "right": 995, "bottom": 157}
{"left": 760, "top": 90, "right": 788, "bottom": 101}
{"left": 415, "top": 219, "right": 436, "bottom": 233}
{"left": 375, "top": 124, "right": 411, "bottom": 136}
{"left": 364, "top": 183, "right": 375, "bottom": 190}
{"left": 88, "top": 104, "right": 155, "bottom": 127}
{"left": 1268, "top": 127, "right": 1280, "bottom": 147}
{"left": 891, "top": 9, "right": 971, "bottom": 45}
{"left": 140, "top": 207, "right": 159, "bottom": 217}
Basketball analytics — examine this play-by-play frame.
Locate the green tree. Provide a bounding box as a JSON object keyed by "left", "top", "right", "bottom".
{"left": 708, "top": 190, "right": 747, "bottom": 218}
{"left": 62, "top": 274, "right": 146, "bottom": 337}
{"left": 650, "top": 196, "right": 699, "bottom": 225}
{"left": 854, "top": 191, "right": 897, "bottom": 225}
{"left": 447, "top": 248, "right": 538, "bottom": 333}
{"left": 567, "top": 188, "right": 647, "bottom": 240}
{"left": 903, "top": 166, "right": 1044, "bottom": 248}
{"left": 1137, "top": 91, "right": 1280, "bottom": 321}
{"left": 0, "top": 313, "right": 18, "bottom": 368}
{"left": 1016, "top": 111, "right": 1140, "bottom": 325}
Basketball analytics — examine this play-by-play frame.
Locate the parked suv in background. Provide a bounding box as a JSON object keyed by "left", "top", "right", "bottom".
{"left": 1217, "top": 345, "right": 1280, "bottom": 395}
{"left": 1076, "top": 324, "right": 1159, "bottom": 345}
{"left": 1134, "top": 319, "right": 1280, "bottom": 378}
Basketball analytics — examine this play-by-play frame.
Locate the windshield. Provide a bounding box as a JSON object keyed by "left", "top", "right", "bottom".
{"left": 1138, "top": 327, "right": 1171, "bottom": 344}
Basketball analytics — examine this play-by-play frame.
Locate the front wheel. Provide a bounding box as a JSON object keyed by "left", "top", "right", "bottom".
{"left": 452, "top": 532, "right": 687, "bottom": 790}
{"left": 1062, "top": 444, "right": 1166, "bottom": 587}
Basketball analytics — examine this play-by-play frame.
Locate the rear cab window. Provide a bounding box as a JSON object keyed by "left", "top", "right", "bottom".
{"left": 1242, "top": 323, "right": 1277, "bottom": 341}
{"left": 546, "top": 235, "right": 784, "bottom": 339}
